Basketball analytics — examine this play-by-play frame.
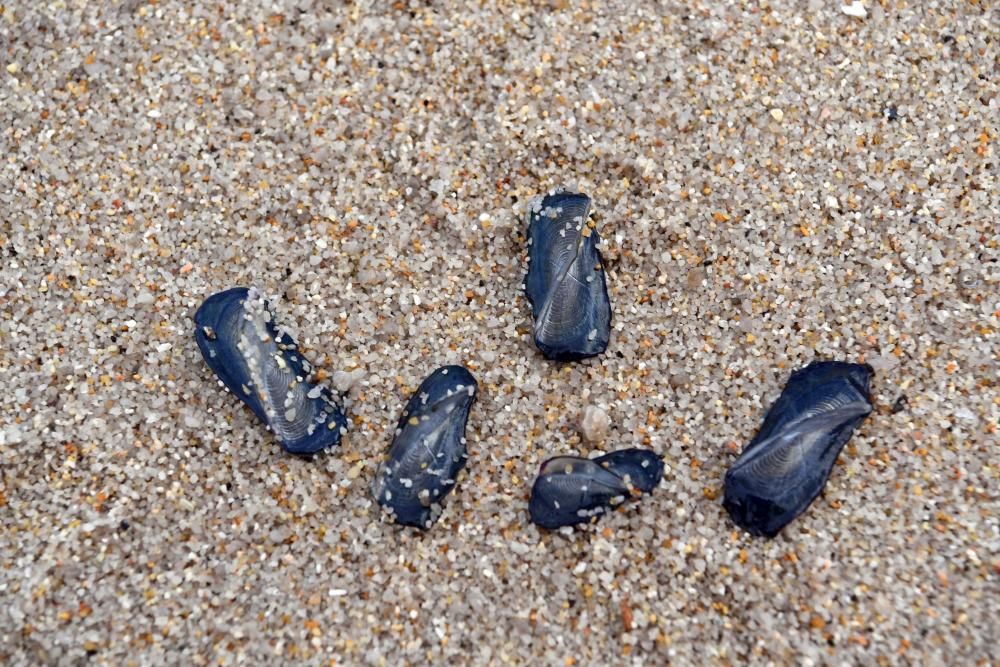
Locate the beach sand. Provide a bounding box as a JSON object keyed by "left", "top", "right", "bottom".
{"left": 1, "top": 1, "right": 997, "bottom": 663}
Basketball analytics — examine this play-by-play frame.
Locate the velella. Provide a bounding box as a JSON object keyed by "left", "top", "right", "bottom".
{"left": 529, "top": 449, "right": 663, "bottom": 529}
{"left": 193, "top": 287, "right": 348, "bottom": 455}
{"left": 723, "top": 361, "right": 875, "bottom": 537}
{"left": 372, "top": 365, "right": 478, "bottom": 529}
{"left": 524, "top": 192, "right": 612, "bottom": 361}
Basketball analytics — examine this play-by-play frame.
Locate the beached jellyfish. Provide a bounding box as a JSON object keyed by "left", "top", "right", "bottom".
{"left": 372, "top": 365, "right": 478, "bottom": 529}
{"left": 723, "top": 361, "right": 875, "bottom": 537}
{"left": 524, "top": 192, "right": 612, "bottom": 361}
{"left": 529, "top": 449, "right": 663, "bottom": 529}
{"left": 193, "top": 287, "right": 348, "bottom": 455}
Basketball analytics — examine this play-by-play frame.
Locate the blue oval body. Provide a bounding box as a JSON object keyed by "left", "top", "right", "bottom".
{"left": 193, "top": 287, "right": 348, "bottom": 455}
{"left": 372, "top": 365, "right": 478, "bottom": 529}
{"left": 528, "top": 449, "right": 663, "bottom": 529}
{"left": 524, "top": 192, "right": 612, "bottom": 361}
{"left": 723, "top": 361, "right": 874, "bottom": 537}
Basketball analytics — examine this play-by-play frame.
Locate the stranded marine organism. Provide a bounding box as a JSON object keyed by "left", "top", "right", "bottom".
{"left": 529, "top": 448, "right": 663, "bottom": 529}
{"left": 194, "top": 287, "right": 348, "bottom": 455}
{"left": 723, "top": 361, "right": 874, "bottom": 537}
{"left": 372, "top": 365, "right": 478, "bottom": 529}
{"left": 524, "top": 192, "right": 612, "bottom": 361}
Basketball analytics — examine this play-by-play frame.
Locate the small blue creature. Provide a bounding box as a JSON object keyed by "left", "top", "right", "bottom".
{"left": 194, "top": 287, "right": 348, "bottom": 455}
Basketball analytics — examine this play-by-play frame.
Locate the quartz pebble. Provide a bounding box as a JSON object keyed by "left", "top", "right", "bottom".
{"left": 333, "top": 368, "right": 366, "bottom": 393}
{"left": 578, "top": 405, "right": 611, "bottom": 443}
{"left": 841, "top": 1, "right": 868, "bottom": 18}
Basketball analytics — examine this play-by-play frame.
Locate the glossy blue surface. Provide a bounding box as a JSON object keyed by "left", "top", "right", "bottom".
{"left": 723, "top": 361, "right": 874, "bottom": 537}
{"left": 524, "top": 192, "right": 612, "bottom": 361}
{"left": 372, "top": 365, "right": 478, "bottom": 529}
{"left": 594, "top": 448, "right": 664, "bottom": 494}
{"left": 528, "top": 449, "right": 663, "bottom": 529}
{"left": 193, "top": 287, "right": 348, "bottom": 455}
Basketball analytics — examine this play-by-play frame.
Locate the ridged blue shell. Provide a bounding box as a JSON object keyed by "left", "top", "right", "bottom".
{"left": 524, "top": 192, "right": 612, "bottom": 361}
{"left": 193, "top": 287, "right": 348, "bottom": 455}
{"left": 723, "top": 361, "right": 874, "bottom": 537}
{"left": 372, "top": 365, "right": 478, "bottom": 529}
{"left": 528, "top": 449, "right": 663, "bottom": 529}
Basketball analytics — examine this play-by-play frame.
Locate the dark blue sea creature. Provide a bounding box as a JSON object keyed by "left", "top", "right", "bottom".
{"left": 193, "top": 287, "right": 348, "bottom": 455}
{"left": 524, "top": 192, "right": 612, "bottom": 361}
{"left": 529, "top": 449, "right": 663, "bottom": 529}
{"left": 372, "top": 365, "right": 478, "bottom": 529}
{"left": 723, "top": 361, "right": 874, "bottom": 537}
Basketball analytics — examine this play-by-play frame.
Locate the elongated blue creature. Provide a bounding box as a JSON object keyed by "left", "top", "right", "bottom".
{"left": 194, "top": 287, "right": 348, "bottom": 455}
{"left": 372, "top": 365, "right": 478, "bottom": 529}
{"left": 524, "top": 192, "right": 612, "bottom": 361}
{"left": 723, "top": 361, "right": 874, "bottom": 537}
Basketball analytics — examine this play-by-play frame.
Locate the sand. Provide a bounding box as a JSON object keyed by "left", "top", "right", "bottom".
{"left": 1, "top": 0, "right": 997, "bottom": 664}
